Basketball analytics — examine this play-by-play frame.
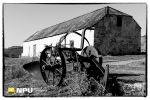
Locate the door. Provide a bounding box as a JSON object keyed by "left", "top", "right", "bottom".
{"left": 28, "top": 46, "right": 30, "bottom": 57}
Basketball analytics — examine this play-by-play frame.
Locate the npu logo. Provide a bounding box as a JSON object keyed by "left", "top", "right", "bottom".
{"left": 8, "top": 87, "right": 33, "bottom": 94}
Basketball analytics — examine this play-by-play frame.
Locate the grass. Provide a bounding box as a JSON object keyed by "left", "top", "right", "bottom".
{"left": 3, "top": 55, "right": 146, "bottom": 97}
{"left": 4, "top": 58, "right": 29, "bottom": 82}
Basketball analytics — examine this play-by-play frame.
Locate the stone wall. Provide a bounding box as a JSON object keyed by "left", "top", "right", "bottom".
{"left": 94, "top": 15, "right": 141, "bottom": 55}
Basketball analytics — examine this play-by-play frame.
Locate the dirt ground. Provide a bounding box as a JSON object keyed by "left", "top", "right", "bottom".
{"left": 103, "top": 55, "right": 146, "bottom": 83}
{"left": 3, "top": 55, "right": 146, "bottom": 97}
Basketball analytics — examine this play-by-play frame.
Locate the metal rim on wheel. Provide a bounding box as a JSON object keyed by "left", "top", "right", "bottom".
{"left": 40, "top": 47, "right": 66, "bottom": 87}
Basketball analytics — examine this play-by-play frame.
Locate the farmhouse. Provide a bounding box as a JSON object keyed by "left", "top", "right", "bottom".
{"left": 22, "top": 6, "right": 141, "bottom": 57}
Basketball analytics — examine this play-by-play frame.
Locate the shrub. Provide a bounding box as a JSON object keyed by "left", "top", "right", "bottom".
{"left": 122, "top": 82, "right": 146, "bottom": 96}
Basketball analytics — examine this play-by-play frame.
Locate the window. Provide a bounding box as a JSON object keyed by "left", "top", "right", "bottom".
{"left": 117, "top": 16, "right": 122, "bottom": 27}
{"left": 33, "top": 44, "right": 36, "bottom": 57}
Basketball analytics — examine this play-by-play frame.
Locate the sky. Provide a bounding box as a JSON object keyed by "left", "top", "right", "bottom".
{"left": 4, "top": 3, "right": 146, "bottom": 48}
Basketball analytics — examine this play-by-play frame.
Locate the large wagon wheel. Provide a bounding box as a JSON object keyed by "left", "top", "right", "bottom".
{"left": 40, "top": 47, "right": 66, "bottom": 87}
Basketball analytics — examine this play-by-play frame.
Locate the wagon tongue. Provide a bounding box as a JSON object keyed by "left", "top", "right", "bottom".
{"left": 23, "top": 61, "right": 43, "bottom": 80}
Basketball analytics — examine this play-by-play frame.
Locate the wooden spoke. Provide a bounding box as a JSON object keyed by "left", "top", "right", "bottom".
{"left": 42, "top": 59, "right": 49, "bottom": 65}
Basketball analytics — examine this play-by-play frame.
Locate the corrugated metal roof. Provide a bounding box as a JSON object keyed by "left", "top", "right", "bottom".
{"left": 24, "top": 6, "right": 132, "bottom": 42}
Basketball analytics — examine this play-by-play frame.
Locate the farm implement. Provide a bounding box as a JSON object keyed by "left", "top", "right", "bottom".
{"left": 23, "top": 28, "right": 122, "bottom": 96}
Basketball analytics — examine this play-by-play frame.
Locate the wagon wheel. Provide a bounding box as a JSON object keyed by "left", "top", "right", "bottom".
{"left": 40, "top": 47, "right": 66, "bottom": 87}
{"left": 81, "top": 46, "right": 103, "bottom": 73}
